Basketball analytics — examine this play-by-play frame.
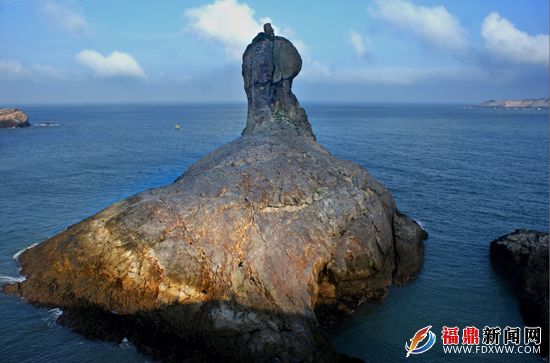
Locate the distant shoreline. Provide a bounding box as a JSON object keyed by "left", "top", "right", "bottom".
{"left": 474, "top": 98, "right": 549, "bottom": 109}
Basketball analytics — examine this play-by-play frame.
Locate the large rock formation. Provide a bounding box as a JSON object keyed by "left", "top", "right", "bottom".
{"left": 3, "top": 25, "right": 427, "bottom": 362}
{"left": 0, "top": 108, "right": 30, "bottom": 128}
{"left": 490, "top": 230, "right": 549, "bottom": 356}
{"left": 242, "top": 23, "right": 314, "bottom": 139}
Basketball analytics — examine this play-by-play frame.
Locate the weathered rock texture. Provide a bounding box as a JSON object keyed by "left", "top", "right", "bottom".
{"left": 3, "top": 25, "right": 427, "bottom": 362}
{"left": 490, "top": 229, "right": 549, "bottom": 356}
{"left": 242, "top": 25, "right": 313, "bottom": 139}
{"left": 0, "top": 108, "right": 30, "bottom": 128}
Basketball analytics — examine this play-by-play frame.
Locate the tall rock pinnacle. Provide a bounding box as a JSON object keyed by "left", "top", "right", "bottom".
{"left": 242, "top": 23, "right": 315, "bottom": 139}
{"left": 2, "top": 23, "right": 427, "bottom": 363}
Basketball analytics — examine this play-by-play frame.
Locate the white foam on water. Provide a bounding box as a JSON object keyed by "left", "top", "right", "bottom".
{"left": 413, "top": 218, "right": 425, "bottom": 229}
{"left": 35, "top": 123, "right": 60, "bottom": 127}
{"left": 0, "top": 274, "right": 26, "bottom": 283}
{"left": 13, "top": 243, "right": 39, "bottom": 261}
{"left": 119, "top": 337, "right": 130, "bottom": 348}
{"left": 43, "top": 308, "right": 63, "bottom": 327}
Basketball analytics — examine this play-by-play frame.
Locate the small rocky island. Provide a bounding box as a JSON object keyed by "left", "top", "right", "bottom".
{"left": 0, "top": 108, "right": 30, "bottom": 128}
{"left": 490, "top": 230, "right": 549, "bottom": 356}
{"left": 477, "top": 98, "right": 549, "bottom": 109}
{"left": 2, "top": 24, "right": 427, "bottom": 362}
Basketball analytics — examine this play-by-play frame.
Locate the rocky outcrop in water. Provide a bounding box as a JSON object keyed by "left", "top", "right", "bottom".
{"left": 2, "top": 25, "right": 427, "bottom": 362}
{"left": 478, "top": 98, "right": 549, "bottom": 109}
{"left": 490, "top": 229, "right": 549, "bottom": 356}
{"left": 0, "top": 108, "right": 30, "bottom": 128}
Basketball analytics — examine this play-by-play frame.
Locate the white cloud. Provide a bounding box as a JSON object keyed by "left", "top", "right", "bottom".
{"left": 300, "top": 60, "right": 331, "bottom": 80}
{"left": 0, "top": 60, "right": 71, "bottom": 80}
{"left": 370, "top": 0, "right": 468, "bottom": 53}
{"left": 183, "top": 0, "right": 320, "bottom": 78}
{"left": 183, "top": 0, "right": 331, "bottom": 85}
{"left": 32, "top": 64, "right": 67, "bottom": 79}
{"left": 308, "top": 65, "right": 486, "bottom": 85}
{"left": 482, "top": 12, "right": 549, "bottom": 66}
{"left": 0, "top": 60, "right": 28, "bottom": 79}
{"left": 0, "top": 60, "right": 67, "bottom": 81}
{"left": 76, "top": 50, "right": 146, "bottom": 79}
{"left": 184, "top": 0, "right": 269, "bottom": 59}
{"left": 349, "top": 30, "right": 367, "bottom": 58}
{"left": 42, "top": 1, "right": 91, "bottom": 35}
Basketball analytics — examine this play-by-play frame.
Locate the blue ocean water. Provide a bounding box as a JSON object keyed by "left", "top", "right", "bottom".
{"left": 0, "top": 104, "right": 547, "bottom": 362}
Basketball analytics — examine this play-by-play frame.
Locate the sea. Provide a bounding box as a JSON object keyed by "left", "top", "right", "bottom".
{"left": 0, "top": 103, "right": 547, "bottom": 362}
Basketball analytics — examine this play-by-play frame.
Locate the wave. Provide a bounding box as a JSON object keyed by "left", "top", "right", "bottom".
{"left": 34, "top": 123, "right": 60, "bottom": 127}
{"left": 43, "top": 308, "right": 63, "bottom": 327}
{"left": 13, "top": 242, "right": 39, "bottom": 261}
{"left": 413, "top": 218, "right": 425, "bottom": 229}
{"left": 0, "top": 274, "right": 26, "bottom": 283}
{"left": 119, "top": 337, "right": 131, "bottom": 348}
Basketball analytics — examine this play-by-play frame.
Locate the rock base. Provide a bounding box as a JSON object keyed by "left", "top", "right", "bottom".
{"left": 490, "top": 229, "right": 549, "bottom": 356}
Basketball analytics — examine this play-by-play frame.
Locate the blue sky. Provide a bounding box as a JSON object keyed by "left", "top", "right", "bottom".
{"left": 0, "top": 0, "right": 548, "bottom": 104}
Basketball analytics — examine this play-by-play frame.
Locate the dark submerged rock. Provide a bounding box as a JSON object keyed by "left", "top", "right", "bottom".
{"left": 3, "top": 25, "right": 427, "bottom": 362}
{"left": 490, "top": 229, "right": 549, "bottom": 356}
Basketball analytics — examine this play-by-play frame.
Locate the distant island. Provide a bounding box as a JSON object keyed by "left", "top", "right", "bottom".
{"left": 0, "top": 108, "right": 30, "bottom": 128}
{"left": 477, "top": 98, "right": 549, "bottom": 109}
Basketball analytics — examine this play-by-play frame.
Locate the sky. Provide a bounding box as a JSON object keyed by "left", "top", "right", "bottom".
{"left": 0, "top": 0, "right": 548, "bottom": 104}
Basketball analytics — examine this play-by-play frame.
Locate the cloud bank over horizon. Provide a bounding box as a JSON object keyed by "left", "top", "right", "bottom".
{"left": 0, "top": 0, "right": 548, "bottom": 103}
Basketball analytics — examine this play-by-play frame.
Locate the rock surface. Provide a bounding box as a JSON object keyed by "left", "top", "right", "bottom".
{"left": 477, "top": 98, "right": 549, "bottom": 109}
{"left": 242, "top": 24, "right": 313, "bottom": 139}
{"left": 3, "top": 26, "right": 427, "bottom": 362}
{"left": 490, "top": 229, "right": 549, "bottom": 356}
{"left": 0, "top": 108, "right": 30, "bottom": 128}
